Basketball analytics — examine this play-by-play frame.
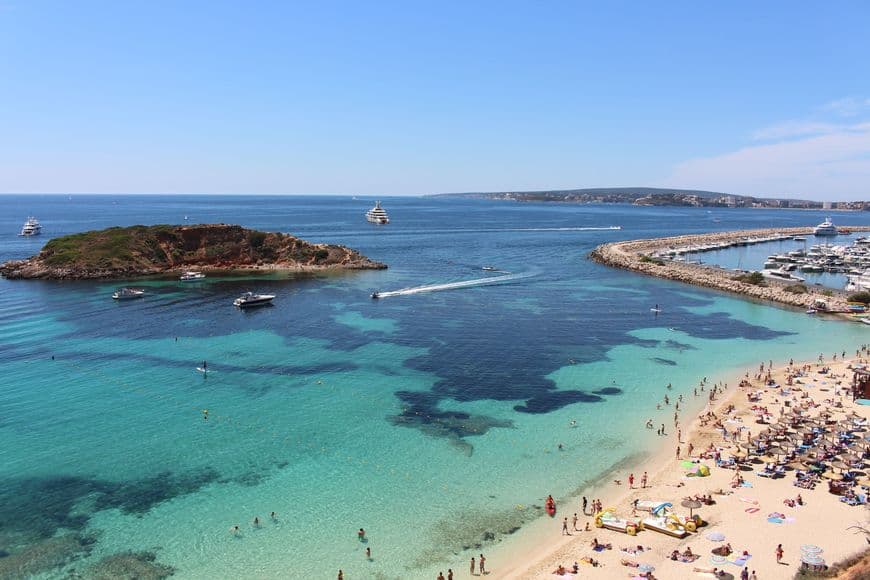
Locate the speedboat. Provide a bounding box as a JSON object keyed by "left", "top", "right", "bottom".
{"left": 365, "top": 201, "right": 390, "bottom": 224}
{"left": 18, "top": 217, "right": 42, "bottom": 236}
{"left": 233, "top": 292, "right": 275, "bottom": 308}
{"left": 761, "top": 269, "right": 805, "bottom": 283}
{"left": 482, "top": 266, "right": 496, "bottom": 271}
{"left": 371, "top": 292, "right": 380, "bottom": 299}
{"left": 813, "top": 217, "right": 838, "bottom": 236}
{"left": 112, "top": 288, "right": 145, "bottom": 300}
{"left": 180, "top": 271, "right": 206, "bottom": 281}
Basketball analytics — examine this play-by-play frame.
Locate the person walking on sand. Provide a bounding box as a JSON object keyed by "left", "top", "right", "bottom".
{"left": 438, "top": 572, "right": 445, "bottom": 580}
{"left": 582, "top": 496, "right": 588, "bottom": 514}
{"left": 776, "top": 543, "right": 784, "bottom": 564}
{"left": 479, "top": 554, "right": 486, "bottom": 575}
{"left": 448, "top": 569, "right": 453, "bottom": 580}
{"left": 562, "top": 517, "right": 569, "bottom": 535}
{"left": 641, "top": 471, "right": 648, "bottom": 488}
{"left": 572, "top": 513, "right": 578, "bottom": 531}
{"left": 470, "top": 556, "right": 475, "bottom": 575}
{"left": 628, "top": 473, "right": 635, "bottom": 488}
{"left": 675, "top": 445, "right": 680, "bottom": 459}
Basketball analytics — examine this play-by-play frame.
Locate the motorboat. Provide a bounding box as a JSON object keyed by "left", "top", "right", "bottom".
{"left": 761, "top": 269, "right": 805, "bottom": 283}
{"left": 365, "top": 201, "right": 390, "bottom": 224}
{"left": 112, "top": 288, "right": 145, "bottom": 300}
{"left": 371, "top": 292, "right": 380, "bottom": 299}
{"left": 18, "top": 217, "right": 42, "bottom": 236}
{"left": 233, "top": 292, "right": 275, "bottom": 307}
{"left": 813, "top": 217, "right": 838, "bottom": 236}
{"left": 793, "top": 236, "right": 807, "bottom": 242}
{"left": 481, "top": 266, "right": 496, "bottom": 271}
{"left": 180, "top": 271, "right": 206, "bottom": 281}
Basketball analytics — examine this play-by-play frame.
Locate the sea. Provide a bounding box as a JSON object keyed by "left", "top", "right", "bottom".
{"left": 1, "top": 195, "right": 868, "bottom": 579}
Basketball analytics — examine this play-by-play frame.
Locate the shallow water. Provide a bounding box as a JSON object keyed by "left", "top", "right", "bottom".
{"left": 1, "top": 197, "right": 867, "bottom": 578}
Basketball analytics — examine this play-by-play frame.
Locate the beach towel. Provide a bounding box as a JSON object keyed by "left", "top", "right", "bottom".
{"left": 730, "top": 554, "right": 751, "bottom": 567}
{"left": 593, "top": 545, "right": 606, "bottom": 552}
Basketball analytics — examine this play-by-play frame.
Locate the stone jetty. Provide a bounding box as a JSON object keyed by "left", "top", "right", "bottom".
{"left": 590, "top": 226, "right": 870, "bottom": 313}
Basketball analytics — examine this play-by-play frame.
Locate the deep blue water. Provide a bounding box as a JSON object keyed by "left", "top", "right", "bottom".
{"left": 1, "top": 196, "right": 868, "bottom": 578}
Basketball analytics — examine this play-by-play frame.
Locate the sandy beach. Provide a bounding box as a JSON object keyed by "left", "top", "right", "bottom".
{"left": 492, "top": 349, "right": 870, "bottom": 579}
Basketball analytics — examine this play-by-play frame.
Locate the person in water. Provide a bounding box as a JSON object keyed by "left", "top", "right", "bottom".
{"left": 253, "top": 516, "right": 260, "bottom": 527}
{"left": 358, "top": 528, "right": 366, "bottom": 541}
{"left": 366, "top": 547, "right": 371, "bottom": 560}
{"left": 202, "top": 360, "right": 207, "bottom": 370}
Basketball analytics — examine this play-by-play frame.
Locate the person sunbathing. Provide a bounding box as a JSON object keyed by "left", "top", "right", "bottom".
{"left": 621, "top": 558, "right": 639, "bottom": 567}
{"left": 580, "top": 556, "right": 600, "bottom": 567}
{"left": 552, "top": 564, "right": 566, "bottom": 575}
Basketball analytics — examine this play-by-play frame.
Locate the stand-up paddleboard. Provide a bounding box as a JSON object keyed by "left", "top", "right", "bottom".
{"left": 196, "top": 367, "right": 211, "bottom": 374}
{"left": 650, "top": 308, "right": 662, "bottom": 313}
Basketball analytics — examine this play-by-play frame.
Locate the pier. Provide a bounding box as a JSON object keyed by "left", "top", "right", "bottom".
{"left": 590, "top": 226, "right": 870, "bottom": 313}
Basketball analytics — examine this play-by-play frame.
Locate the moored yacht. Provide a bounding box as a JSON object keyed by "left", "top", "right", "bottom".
{"left": 233, "top": 292, "right": 275, "bottom": 308}
{"left": 761, "top": 269, "right": 805, "bottom": 283}
{"left": 813, "top": 217, "right": 838, "bottom": 236}
{"left": 180, "top": 271, "right": 206, "bottom": 281}
{"left": 366, "top": 201, "right": 390, "bottom": 224}
{"left": 112, "top": 288, "right": 145, "bottom": 300}
{"left": 18, "top": 217, "right": 42, "bottom": 236}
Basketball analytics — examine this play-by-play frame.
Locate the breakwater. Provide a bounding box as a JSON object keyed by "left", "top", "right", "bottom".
{"left": 590, "top": 227, "right": 870, "bottom": 312}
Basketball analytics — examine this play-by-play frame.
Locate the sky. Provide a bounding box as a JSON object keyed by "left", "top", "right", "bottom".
{"left": 1, "top": 1, "right": 869, "bottom": 200}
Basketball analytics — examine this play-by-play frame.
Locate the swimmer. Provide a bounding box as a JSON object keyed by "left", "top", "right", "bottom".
{"left": 253, "top": 516, "right": 260, "bottom": 527}
{"left": 358, "top": 528, "right": 366, "bottom": 541}
{"left": 230, "top": 525, "right": 240, "bottom": 534}
{"left": 558, "top": 443, "right": 564, "bottom": 450}
{"left": 270, "top": 511, "right": 277, "bottom": 520}
{"left": 569, "top": 420, "right": 577, "bottom": 427}
{"left": 366, "top": 547, "right": 371, "bottom": 560}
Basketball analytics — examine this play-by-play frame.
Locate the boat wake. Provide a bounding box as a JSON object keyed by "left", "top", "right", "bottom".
{"left": 375, "top": 271, "right": 536, "bottom": 298}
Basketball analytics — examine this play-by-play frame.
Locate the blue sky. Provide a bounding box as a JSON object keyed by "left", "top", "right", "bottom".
{"left": 1, "top": 1, "right": 869, "bottom": 199}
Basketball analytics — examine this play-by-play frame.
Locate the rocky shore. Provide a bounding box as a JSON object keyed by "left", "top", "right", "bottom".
{"left": 590, "top": 227, "right": 870, "bottom": 312}
{"left": 0, "top": 224, "right": 387, "bottom": 280}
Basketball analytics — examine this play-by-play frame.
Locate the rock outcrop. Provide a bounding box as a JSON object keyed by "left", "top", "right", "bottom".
{"left": 0, "top": 224, "right": 387, "bottom": 280}
{"left": 590, "top": 227, "right": 870, "bottom": 312}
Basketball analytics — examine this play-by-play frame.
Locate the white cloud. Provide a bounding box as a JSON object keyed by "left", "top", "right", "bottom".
{"left": 664, "top": 120, "right": 870, "bottom": 201}
{"left": 751, "top": 121, "right": 844, "bottom": 141}
{"left": 821, "top": 97, "right": 870, "bottom": 117}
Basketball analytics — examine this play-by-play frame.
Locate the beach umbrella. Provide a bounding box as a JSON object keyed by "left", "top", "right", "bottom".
{"left": 830, "top": 460, "right": 849, "bottom": 471}
{"left": 800, "top": 544, "right": 823, "bottom": 554}
{"left": 681, "top": 498, "right": 703, "bottom": 518}
{"left": 638, "top": 564, "right": 655, "bottom": 573}
{"left": 706, "top": 531, "right": 726, "bottom": 542}
{"left": 822, "top": 471, "right": 843, "bottom": 480}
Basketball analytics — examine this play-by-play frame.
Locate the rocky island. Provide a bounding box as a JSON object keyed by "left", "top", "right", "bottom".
{"left": 0, "top": 224, "right": 386, "bottom": 280}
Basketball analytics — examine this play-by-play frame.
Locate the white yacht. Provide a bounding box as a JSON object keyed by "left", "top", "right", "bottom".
{"left": 18, "top": 217, "right": 42, "bottom": 236}
{"left": 813, "top": 217, "right": 838, "bottom": 236}
{"left": 112, "top": 288, "right": 145, "bottom": 300}
{"left": 365, "top": 201, "right": 390, "bottom": 224}
{"left": 846, "top": 270, "right": 870, "bottom": 292}
{"left": 233, "top": 292, "right": 275, "bottom": 308}
{"left": 180, "top": 271, "right": 206, "bottom": 281}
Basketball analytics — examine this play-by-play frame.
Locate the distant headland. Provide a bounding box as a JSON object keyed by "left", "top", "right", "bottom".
{"left": 0, "top": 224, "right": 387, "bottom": 280}
{"left": 433, "top": 187, "right": 869, "bottom": 211}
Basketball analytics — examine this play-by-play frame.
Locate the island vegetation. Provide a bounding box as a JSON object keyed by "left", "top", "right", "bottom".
{"left": 0, "top": 224, "right": 386, "bottom": 280}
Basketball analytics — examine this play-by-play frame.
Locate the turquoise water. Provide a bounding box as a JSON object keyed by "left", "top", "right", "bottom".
{"left": 1, "top": 197, "right": 868, "bottom": 578}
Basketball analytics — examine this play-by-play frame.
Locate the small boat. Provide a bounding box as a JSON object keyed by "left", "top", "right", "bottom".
{"left": 112, "top": 288, "right": 145, "bottom": 300}
{"left": 18, "top": 217, "right": 42, "bottom": 237}
{"left": 482, "top": 266, "right": 496, "bottom": 271}
{"left": 371, "top": 292, "right": 380, "bottom": 299}
{"left": 793, "top": 236, "right": 807, "bottom": 242}
{"left": 806, "top": 309, "right": 817, "bottom": 315}
{"left": 233, "top": 292, "right": 275, "bottom": 308}
{"left": 180, "top": 271, "right": 206, "bottom": 281}
{"left": 365, "top": 201, "right": 390, "bottom": 224}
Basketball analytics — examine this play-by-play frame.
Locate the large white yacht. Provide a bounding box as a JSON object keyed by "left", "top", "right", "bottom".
{"left": 233, "top": 292, "right": 275, "bottom": 308}
{"left": 365, "top": 201, "right": 390, "bottom": 224}
{"left": 813, "top": 217, "right": 838, "bottom": 236}
{"left": 18, "top": 217, "right": 42, "bottom": 236}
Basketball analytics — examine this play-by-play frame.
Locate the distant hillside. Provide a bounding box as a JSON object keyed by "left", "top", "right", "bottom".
{"left": 431, "top": 187, "right": 860, "bottom": 210}
{"left": 0, "top": 224, "right": 386, "bottom": 279}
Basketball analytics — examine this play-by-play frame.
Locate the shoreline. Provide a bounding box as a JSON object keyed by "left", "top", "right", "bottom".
{"left": 590, "top": 226, "right": 870, "bottom": 315}
{"left": 493, "top": 349, "right": 870, "bottom": 578}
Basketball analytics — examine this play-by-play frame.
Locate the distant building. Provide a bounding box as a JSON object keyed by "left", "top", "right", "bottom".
{"left": 823, "top": 201, "right": 832, "bottom": 210}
